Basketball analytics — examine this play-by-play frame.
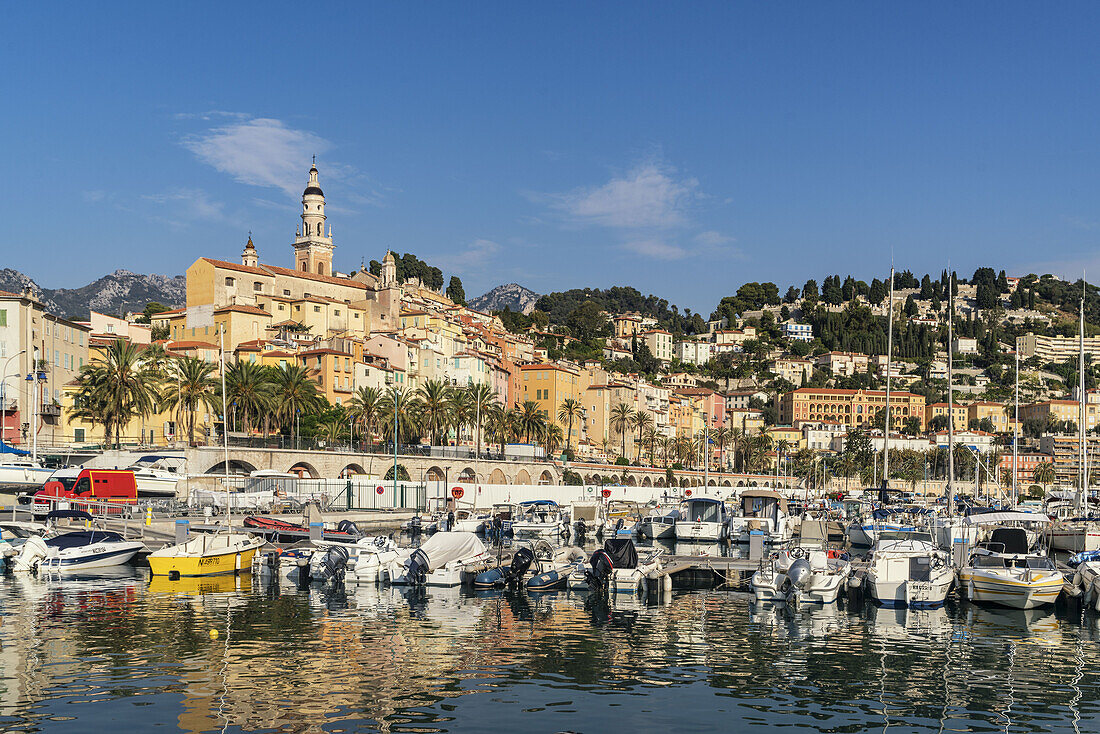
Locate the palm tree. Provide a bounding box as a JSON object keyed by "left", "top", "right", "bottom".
{"left": 728, "top": 426, "right": 744, "bottom": 472}
{"left": 348, "top": 386, "right": 383, "bottom": 448}
{"left": 271, "top": 363, "right": 321, "bottom": 446}
{"left": 516, "top": 400, "right": 546, "bottom": 444}
{"left": 158, "top": 356, "right": 219, "bottom": 446}
{"left": 224, "top": 359, "right": 274, "bottom": 436}
{"left": 632, "top": 411, "right": 653, "bottom": 463}
{"left": 609, "top": 403, "right": 635, "bottom": 460}
{"left": 317, "top": 416, "right": 347, "bottom": 443}
{"left": 657, "top": 436, "right": 675, "bottom": 467}
{"left": 380, "top": 386, "right": 422, "bottom": 447}
{"left": 71, "top": 340, "right": 160, "bottom": 448}
{"left": 419, "top": 379, "right": 453, "bottom": 446}
{"left": 557, "top": 398, "right": 584, "bottom": 456}
{"left": 643, "top": 425, "right": 658, "bottom": 465}
{"left": 1034, "top": 461, "right": 1056, "bottom": 496}
{"left": 448, "top": 386, "right": 475, "bottom": 446}
{"left": 712, "top": 426, "right": 731, "bottom": 471}
{"left": 485, "top": 403, "right": 510, "bottom": 455}
{"left": 466, "top": 383, "right": 497, "bottom": 456}
{"left": 543, "top": 423, "right": 564, "bottom": 457}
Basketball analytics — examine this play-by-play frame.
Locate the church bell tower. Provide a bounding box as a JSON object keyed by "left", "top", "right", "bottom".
{"left": 293, "top": 161, "right": 334, "bottom": 276}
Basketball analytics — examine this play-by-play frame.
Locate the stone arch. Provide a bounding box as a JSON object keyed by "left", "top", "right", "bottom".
{"left": 625, "top": 475, "right": 638, "bottom": 486}
{"left": 489, "top": 468, "right": 506, "bottom": 483}
{"left": 538, "top": 470, "right": 554, "bottom": 485}
{"left": 655, "top": 477, "right": 666, "bottom": 488}
{"left": 642, "top": 476, "right": 652, "bottom": 487}
{"left": 457, "top": 466, "right": 477, "bottom": 483}
{"left": 585, "top": 474, "right": 598, "bottom": 484}
{"left": 515, "top": 469, "right": 531, "bottom": 484}
{"left": 339, "top": 463, "right": 366, "bottom": 478}
{"left": 707, "top": 479, "right": 716, "bottom": 486}
{"left": 750, "top": 481, "right": 758, "bottom": 487}
{"left": 737, "top": 480, "right": 745, "bottom": 487}
{"left": 721, "top": 480, "right": 731, "bottom": 487}
{"left": 610, "top": 474, "right": 620, "bottom": 485}
{"left": 426, "top": 466, "right": 446, "bottom": 483}
{"left": 204, "top": 459, "right": 257, "bottom": 475}
{"left": 289, "top": 461, "right": 319, "bottom": 479}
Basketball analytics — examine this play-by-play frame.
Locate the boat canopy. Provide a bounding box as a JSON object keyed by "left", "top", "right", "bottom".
{"left": 0, "top": 440, "right": 30, "bottom": 456}
{"left": 986, "top": 527, "right": 1030, "bottom": 555}
{"left": 963, "top": 511, "right": 1050, "bottom": 526}
{"left": 413, "top": 532, "right": 486, "bottom": 572}
{"left": 739, "top": 489, "right": 787, "bottom": 513}
{"left": 518, "top": 500, "right": 558, "bottom": 507}
{"left": 45, "top": 509, "right": 94, "bottom": 521}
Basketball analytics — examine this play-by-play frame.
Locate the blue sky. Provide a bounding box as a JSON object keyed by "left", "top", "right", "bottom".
{"left": 4, "top": 2, "right": 1100, "bottom": 314}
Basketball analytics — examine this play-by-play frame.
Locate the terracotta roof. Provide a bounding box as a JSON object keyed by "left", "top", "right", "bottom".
{"left": 200, "top": 258, "right": 272, "bottom": 276}
{"left": 298, "top": 348, "right": 353, "bottom": 357}
{"left": 261, "top": 263, "right": 369, "bottom": 290}
{"left": 150, "top": 307, "right": 186, "bottom": 316}
{"left": 164, "top": 340, "right": 218, "bottom": 349}
{"left": 790, "top": 387, "right": 920, "bottom": 398}
{"left": 215, "top": 304, "right": 270, "bottom": 316}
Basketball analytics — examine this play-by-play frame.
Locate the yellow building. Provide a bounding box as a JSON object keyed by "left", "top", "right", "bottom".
{"left": 299, "top": 348, "right": 355, "bottom": 406}
{"left": 966, "top": 401, "right": 1011, "bottom": 433}
{"left": 925, "top": 402, "right": 968, "bottom": 431}
{"left": 62, "top": 381, "right": 180, "bottom": 446}
{"left": 640, "top": 329, "right": 673, "bottom": 362}
{"left": 519, "top": 362, "right": 583, "bottom": 429}
{"left": 1022, "top": 400, "right": 1100, "bottom": 431}
{"left": 780, "top": 388, "right": 926, "bottom": 430}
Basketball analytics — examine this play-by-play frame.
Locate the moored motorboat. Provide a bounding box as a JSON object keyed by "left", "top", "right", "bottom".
{"left": 148, "top": 531, "right": 265, "bottom": 577}
{"left": 752, "top": 547, "right": 852, "bottom": 604}
{"left": 12, "top": 510, "right": 144, "bottom": 573}
{"left": 386, "top": 531, "right": 492, "bottom": 586}
{"left": 511, "top": 500, "right": 567, "bottom": 537}
{"left": 727, "top": 489, "right": 790, "bottom": 544}
{"left": 958, "top": 515, "right": 1062, "bottom": 610}
{"left": 675, "top": 497, "right": 729, "bottom": 542}
{"left": 863, "top": 530, "right": 954, "bottom": 607}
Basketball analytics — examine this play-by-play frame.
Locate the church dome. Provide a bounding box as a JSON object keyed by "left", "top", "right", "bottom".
{"left": 303, "top": 185, "right": 324, "bottom": 196}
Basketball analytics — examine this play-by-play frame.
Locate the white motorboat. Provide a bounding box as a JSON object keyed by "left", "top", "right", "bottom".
{"left": 336, "top": 536, "right": 402, "bottom": 585}
{"left": 127, "top": 456, "right": 185, "bottom": 498}
{"left": 511, "top": 500, "right": 567, "bottom": 537}
{"left": 675, "top": 497, "right": 730, "bottom": 541}
{"left": 600, "top": 500, "right": 642, "bottom": 537}
{"left": 570, "top": 538, "right": 666, "bottom": 594}
{"left": 752, "top": 547, "right": 852, "bottom": 604}
{"left": 0, "top": 459, "right": 55, "bottom": 490}
{"left": 451, "top": 507, "right": 487, "bottom": 534}
{"left": 12, "top": 510, "right": 143, "bottom": 573}
{"left": 637, "top": 503, "right": 682, "bottom": 540}
{"left": 727, "top": 489, "right": 791, "bottom": 544}
{"left": 1048, "top": 517, "right": 1100, "bottom": 553}
{"left": 958, "top": 519, "right": 1062, "bottom": 610}
{"left": 569, "top": 499, "right": 604, "bottom": 537}
{"left": 863, "top": 530, "right": 954, "bottom": 607}
{"left": 385, "top": 531, "right": 493, "bottom": 586}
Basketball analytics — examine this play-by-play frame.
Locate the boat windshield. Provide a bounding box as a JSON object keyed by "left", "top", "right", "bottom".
{"left": 688, "top": 502, "right": 720, "bottom": 524}
{"left": 909, "top": 556, "right": 933, "bottom": 581}
{"left": 1025, "top": 557, "right": 1057, "bottom": 571}
{"left": 973, "top": 555, "right": 1006, "bottom": 568}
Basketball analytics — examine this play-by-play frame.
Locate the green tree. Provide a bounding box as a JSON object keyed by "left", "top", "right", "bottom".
{"left": 557, "top": 398, "right": 583, "bottom": 456}
{"left": 70, "top": 340, "right": 160, "bottom": 448}
{"left": 380, "top": 386, "right": 422, "bottom": 446}
{"left": 161, "top": 356, "right": 219, "bottom": 446}
{"left": 224, "top": 359, "right": 274, "bottom": 435}
{"left": 418, "top": 380, "right": 453, "bottom": 446}
{"left": 446, "top": 276, "right": 466, "bottom": 305}
{"left": 348, "top": 386, "right": 384, "bottom": 446}
{"left": 609, "top": 403, "right": 635, "bottom": 460}
{"left": 271, "top": 363, "right": 322, "bottom": 445}
{"left": 515, "top": 400, "right": 547, "bottom": 444}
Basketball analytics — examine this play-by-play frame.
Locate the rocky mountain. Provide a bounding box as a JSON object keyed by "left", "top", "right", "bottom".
{"left": 468, "top": 283, "right": 540, "bottom": 315}
{"left": 0, "top": 268, "right": 186, "bottom": 321}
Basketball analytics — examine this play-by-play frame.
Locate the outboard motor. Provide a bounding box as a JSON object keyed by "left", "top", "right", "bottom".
{"left": 406, "top": 548, "right": 430, "bottom": 585}
{"left": 786, "top": 558, "right": 813, "bottom": 591}
{"left": 614, "top": 518, "right": 625, "bottom": 534}
{"left": 336, "top": 520, "right": 361, "bottom": 537}
{"left": 409, "top": 516, "right": 422, "bottom": 534}
{"left": 310, "top": 545, "right": 351, "bottom": 583}
{"left": 584, "top": 548, "right": 615, "bottom": 592}
{"left": 574, "top": 518, "right": 587, "bottom": 538}
{"left": 504, "top": 546, "right": 535, "bottom": 587}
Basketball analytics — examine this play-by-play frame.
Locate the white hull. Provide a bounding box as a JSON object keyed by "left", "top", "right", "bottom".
{"left": 452, "top": 519, "right": 484, "bottom": 533}
{"left": 133, "top": 474, "right": 180, "bottom": 497}
{"left": 867, "top": 576, "right": 953, "bottom": 607}
{"left": 675, "top": 520, "right": 725, "bottom": 541}
{"left": 512, "top": 522, "right": 564, "bottom": 537}
{"left": 0, "top": 465, "right": 53, "bottom": 489}
{"left": 960, "top": 569, "right": 1062, "bottom": 610}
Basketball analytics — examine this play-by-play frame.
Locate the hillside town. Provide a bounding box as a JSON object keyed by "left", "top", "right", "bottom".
{"left": 2, "top": 163, "right": 1099, "bottom": 493}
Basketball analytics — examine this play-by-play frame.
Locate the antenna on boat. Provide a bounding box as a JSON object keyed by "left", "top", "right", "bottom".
{"left": 1078, "top": 275, "right": 1087, "bottom": 516}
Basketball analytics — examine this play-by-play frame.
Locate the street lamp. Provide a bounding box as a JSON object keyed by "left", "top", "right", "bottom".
{"left": 25, "top": 368, "right": 47, "bottom": 464}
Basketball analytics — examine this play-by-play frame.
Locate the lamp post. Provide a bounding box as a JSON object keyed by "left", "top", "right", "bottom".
{"left": 1, "top": 349, "right": 26, "bottom": 446}
{"left": 25, "top": 368, "right": 46, "bottom": 464}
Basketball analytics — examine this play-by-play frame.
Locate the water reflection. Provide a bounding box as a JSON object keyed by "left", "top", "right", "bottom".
{"left": 0, "top": 571, "right": 1097, "bottom": 732}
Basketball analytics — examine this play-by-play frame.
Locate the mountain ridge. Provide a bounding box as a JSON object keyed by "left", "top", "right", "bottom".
{"left": 468, "top": 283, "right": 540, "bottom": 315}
{"left": 0, "top": 268, "right": 186, "bottom": 321}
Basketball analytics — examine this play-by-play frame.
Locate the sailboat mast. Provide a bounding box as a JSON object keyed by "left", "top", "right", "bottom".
{"left": 947, "top": 271, "right": 955, "bottom": 517}
{"left": 1079, "top": 289, "right": 1086, "bottom": 515}
{"left": 1013, "top": 348, "right": 1019, "bottom": 508}
{"left": 220, "top": 325, "right": 231, "bottom": 527}
{"left": 883, "top": 267, "right": 894, "bottom": 494}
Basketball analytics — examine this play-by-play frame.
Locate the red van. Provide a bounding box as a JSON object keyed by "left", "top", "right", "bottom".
{"left": 34, "top": 469, "right": 138, "bottom": 514}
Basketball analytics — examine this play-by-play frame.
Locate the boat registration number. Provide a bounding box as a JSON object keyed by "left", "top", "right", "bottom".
{"left": 907, "top": 581, "right": 934, "bottom": 603}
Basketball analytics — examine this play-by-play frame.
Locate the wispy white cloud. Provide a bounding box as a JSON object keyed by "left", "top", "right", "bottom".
{"left": 541, "top": 161, "right": 699, "bottom": 228}
{"left": 140, "top": 188, "right": 227, "bottom": 228}
{"left": 434, "top": 239, "right": 503, "bottom": 272}
{"left": 183, "top": 118, "right": 331, "bottom": 196}
{"left": 695, "top": 230, "right": 734, "bottom": 247}
{"left": 621, "top": 239, "right": 688, "bottom": 260}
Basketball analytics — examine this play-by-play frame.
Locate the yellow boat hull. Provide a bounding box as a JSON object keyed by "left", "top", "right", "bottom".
{"left": 148, "top": 546, "right": 259, "bottom": 577}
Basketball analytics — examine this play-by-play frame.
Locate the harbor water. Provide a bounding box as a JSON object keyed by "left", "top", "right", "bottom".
{"left": 1, "top": 568, "right": 1099, "bottom": 733}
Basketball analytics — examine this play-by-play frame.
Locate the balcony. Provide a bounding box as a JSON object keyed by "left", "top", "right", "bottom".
{"left": 41, "top": 404, "right": 61, "bottom": 417}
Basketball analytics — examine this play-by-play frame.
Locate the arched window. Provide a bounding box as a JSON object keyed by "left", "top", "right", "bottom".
{"left": 317, "top": 263, "right": 325, "bottom": 275}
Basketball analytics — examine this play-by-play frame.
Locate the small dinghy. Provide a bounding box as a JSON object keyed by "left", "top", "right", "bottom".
{"left": 526, "top": 542, "right": 587, "bottom": 592}
{"left": 752, "top": 547, "right": 852, "bottom": 604}
{"left": 473, "top": 546, "right": 536, "bottom": 589}
{"left": 387, "top": 532, "right": 492, "bottom": 586}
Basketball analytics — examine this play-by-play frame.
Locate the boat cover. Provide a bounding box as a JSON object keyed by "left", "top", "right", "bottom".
{"left": 602, "top": 538, "right": 638, "bottom": 569}
{"left": 415, "top": 532, "right": 486, "bottom": 572}
{"left": 0, "top": 440, "right": 30, "bottom": 456}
